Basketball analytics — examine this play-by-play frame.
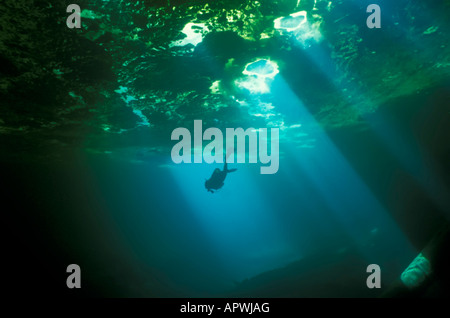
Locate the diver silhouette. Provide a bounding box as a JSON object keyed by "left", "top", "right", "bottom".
{"left": 205, "top": 152, "right": 237, "bottom": 193}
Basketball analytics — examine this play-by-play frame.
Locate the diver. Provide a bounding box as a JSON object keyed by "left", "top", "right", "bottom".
{"left": 205, "top": 153, "right": 237, "bottom": 193}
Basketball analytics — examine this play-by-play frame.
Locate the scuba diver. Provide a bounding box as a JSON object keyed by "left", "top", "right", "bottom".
{"left": 205, "top": 152, "right": 237, "bottom": 193}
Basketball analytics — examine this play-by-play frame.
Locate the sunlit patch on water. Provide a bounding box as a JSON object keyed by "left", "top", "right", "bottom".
{"left": 235, "top": 59, "right": 279, "bottom": 94}
{"left": 274, "top": 11, "right": 307, "bottom": 32}
{"left": 170, "top": 22, "right": 209, "bottom": 48}
{"left": 274, "top": 10, "right": 323, "bottom": 47}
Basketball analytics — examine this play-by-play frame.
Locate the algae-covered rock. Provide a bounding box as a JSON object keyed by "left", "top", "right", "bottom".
{"left": 1, "top": 0, "right": 449, "bottom": 161}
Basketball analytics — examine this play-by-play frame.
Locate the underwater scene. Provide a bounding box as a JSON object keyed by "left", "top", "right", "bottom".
{"left": 1, "top": 0, "right": 450, "bottom": 298}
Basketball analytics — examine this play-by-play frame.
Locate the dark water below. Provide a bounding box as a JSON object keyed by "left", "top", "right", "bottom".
{"left": 4, "top": 82, "right": 449, "bottom": 297}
